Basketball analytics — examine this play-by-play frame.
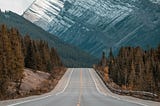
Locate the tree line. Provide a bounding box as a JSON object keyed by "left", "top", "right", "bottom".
{"left": 97, "top": 46, "right": 160, "bottom": 96}
{"left": 0, "top": 24, "right": 63, "bottom": 99}
{"left": 23, "top": 35, "right": 63, "bottom": 72}
{"left": 0, "top": 11, "right": 98, "bottom": 68}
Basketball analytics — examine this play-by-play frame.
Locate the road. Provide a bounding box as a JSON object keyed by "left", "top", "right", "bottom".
{"left": 1, "top": 68, "right": 160, "bottom": 106}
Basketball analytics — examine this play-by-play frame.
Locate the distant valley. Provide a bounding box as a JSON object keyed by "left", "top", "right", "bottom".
{"left": 0, "top": 11, "right": 98, "bottom": 67}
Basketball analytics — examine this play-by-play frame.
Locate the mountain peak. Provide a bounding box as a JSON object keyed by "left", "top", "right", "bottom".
{"left": 23, "top": 0, "right": 160, "bottom": 57}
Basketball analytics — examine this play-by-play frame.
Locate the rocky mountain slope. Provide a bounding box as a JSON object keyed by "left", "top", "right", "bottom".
{"left": 23, "top": 0, "right": 160, "bottom": 57}
{"left": 0, "top": 11, "right": 98, "bottom": 67}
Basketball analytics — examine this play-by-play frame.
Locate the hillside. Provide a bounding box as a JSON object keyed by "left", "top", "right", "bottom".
{"left": 0, "top": 11, "right": 98, "bottom": 67}
{"left": 23, "top": 0, "right": 160, "bottom": 57}
{"left": 0, "top": 24, "right": 67, "bottom": 100}
{"left": 96, "top": 46, "right": 160, "bottom": 101}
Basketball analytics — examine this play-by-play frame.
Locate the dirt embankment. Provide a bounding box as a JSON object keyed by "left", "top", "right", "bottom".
{"left": 5, "top": 68, "right": 66, "bottom": 100}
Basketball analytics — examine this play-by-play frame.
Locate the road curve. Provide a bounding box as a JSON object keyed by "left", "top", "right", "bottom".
{"left": 1, "top": 68, "right": 160, "bottom": 106}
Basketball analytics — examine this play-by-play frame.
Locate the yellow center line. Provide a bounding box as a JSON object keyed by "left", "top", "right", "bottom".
{"left": 77, "top": 69, "right": 82, "bottom": 106}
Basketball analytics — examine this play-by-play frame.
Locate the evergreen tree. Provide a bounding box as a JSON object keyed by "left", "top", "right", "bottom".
{"left": 0, "top": 25, "right": 12, "bottom": 97}
{"left": 0, "top": 24, "right": 63, "bottom": 98}
{"left": 99, "top": 45, "right": 160, "bottom": 95}
{"left": 25, "top": 40, "right": 36, "bottom": 70}
{"left": 9, "top": 28, "right": 24, "bottom": 91}
{"left": 128, "top": 61, "right": 135, "bottom": 89}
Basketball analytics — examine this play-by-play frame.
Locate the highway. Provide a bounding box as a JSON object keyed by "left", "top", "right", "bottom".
{"left": 2, "top": 68, "right": 160, "bottom": 106}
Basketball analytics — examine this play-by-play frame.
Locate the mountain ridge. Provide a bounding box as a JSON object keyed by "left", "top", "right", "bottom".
{"left": 0, "top": 11, "right": 98, "bottom": 67}
{"left": 23, "top": 0, "right": 160, "bottom": 57}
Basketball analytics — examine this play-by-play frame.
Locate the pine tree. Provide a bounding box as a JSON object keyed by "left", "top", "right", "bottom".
{"left": 0, "top": 25, "right": 63, "bottom": 98}
{"left": 34, "top": 42, "right": 43, "bottom": 71}
{"left": 128, "top": 61, "right": 135, "bottom": 90}
{"left": 0, "top": 25, "right": 12, "bottom": 97}
{"left": 25, "top": 40, "right": 36, "bottom": 70}
{"left": 99, "top": 46, "right": 159, "bottom": 94}
{"left": 109, "top": 48, "right": 114, "bottom": 61}
{"left": 9, "top": 28, "right": 24, "bottom": 91}
{"left": 101, "top": 52, "right": 106, "bottom": 68}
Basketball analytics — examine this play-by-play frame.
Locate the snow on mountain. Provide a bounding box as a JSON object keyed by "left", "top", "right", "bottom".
{"left": 0, "top": 0, "right": 35, "bottom": 15}
{"left": 23, "top": 0, "right": 160, "bottom": 57}
{"left": 150, "top": 0, "right": 160, "bottom": 4}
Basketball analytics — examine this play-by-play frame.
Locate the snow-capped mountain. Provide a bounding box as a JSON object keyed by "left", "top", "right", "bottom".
{"left": 23, "top": 0, "right": 160, "bottom": 57}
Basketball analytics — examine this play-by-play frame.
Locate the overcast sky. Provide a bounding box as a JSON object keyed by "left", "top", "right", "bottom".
{"left": 0, "top": 0, "right": 35, "bottom": 15}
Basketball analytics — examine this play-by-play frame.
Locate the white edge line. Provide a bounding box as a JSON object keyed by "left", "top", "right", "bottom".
{"left": 120, "top": 99, "right": 148, "bottom": 106}
{"left": 90, "top": 69, "right": 148, "bottom": 106}
{"left": 89, "top": 69, "right": 121, "bottom": 99}
{"left": 89, "top": 69, "right": 106, "bottom": 96}
{"left": 8, "top": 68, "right": 74, "bottom": 106}
{"left": 8, "top": 95, "right": 52, "bottom": 106}
{"left": 55, "top": 68, "right": 74, "bottom": 95}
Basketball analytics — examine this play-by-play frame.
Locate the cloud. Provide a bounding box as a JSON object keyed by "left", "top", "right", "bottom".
{"left": 0, "top": 0, "right": 35, "bottom": 15}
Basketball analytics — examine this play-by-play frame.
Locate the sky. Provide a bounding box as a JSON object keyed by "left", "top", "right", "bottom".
{"left": 0, "top": 0, "right": 35, "bottom": 15}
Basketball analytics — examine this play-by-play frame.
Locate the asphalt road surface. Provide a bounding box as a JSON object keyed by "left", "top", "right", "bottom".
{"left": 2, "top": 68, "right": 160, "bottom": 106}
